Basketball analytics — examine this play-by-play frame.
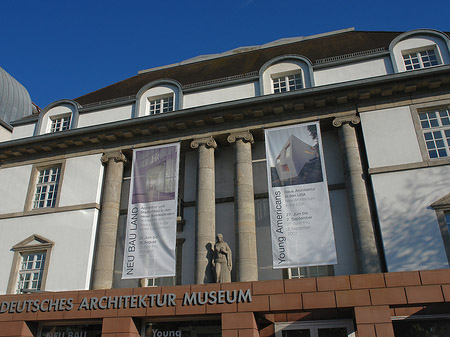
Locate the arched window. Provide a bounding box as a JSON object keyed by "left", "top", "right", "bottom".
{"left": 35, "top": 100, "right": 79, "bottom": 135}
{"left": 135, "top": 80, "right": 183, "bottom": 118}
{"left": 389, "top": 29, "right": 450, "bottom": 73}
{"left": 259, "top": 56, "right": 314, "bottom": 95}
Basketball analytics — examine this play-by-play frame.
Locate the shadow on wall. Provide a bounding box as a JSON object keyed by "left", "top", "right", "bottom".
{"left": 376, "top": 166, "right": 450, "bottom": 272}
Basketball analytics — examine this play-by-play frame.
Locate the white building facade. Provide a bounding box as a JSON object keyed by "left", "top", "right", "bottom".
{"left": 0, "top": 28, "right": 450, "bottom": 337}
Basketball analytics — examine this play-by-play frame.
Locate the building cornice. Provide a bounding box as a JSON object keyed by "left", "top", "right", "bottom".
{"left": 1, "top": 65, "right": 449, "bottom": 163}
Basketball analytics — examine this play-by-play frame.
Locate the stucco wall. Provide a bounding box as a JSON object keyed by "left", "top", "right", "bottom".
{"left": 59, "top": 154, "right": 104, "bottom": 206}
{"left": 11, "top": 123, "right": 36, "bottom": 140}
{"left": 314, "top": 58, "right": 391, "bottom": 86}
{"left": 77, "top": 105, "right": 133, "bottom": 128}
{"left": 0, "top": 209, "right": 99, "bottom": 293}
{"left": 360, "top": 106, "right": 423, "bottom": 168}
{"left": 372, "top": 166, "right": 450, "bottom": 271}
{"left": 183, "top": 82, "right": 257, "bottom": 109}
{"left": 0, "top": 165, "right": 32, "bottom": 213}
{"left": 0, "top": 125, "right": 11, "bottom": 142}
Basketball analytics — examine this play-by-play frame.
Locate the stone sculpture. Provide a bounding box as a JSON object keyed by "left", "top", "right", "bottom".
{"left": 212, "top": 234, "right": 232, "bottom": 283}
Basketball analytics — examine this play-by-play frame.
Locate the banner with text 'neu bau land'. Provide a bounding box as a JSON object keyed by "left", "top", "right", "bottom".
{"left": 264, "top": 122, "right": 337, "bottom": 269}
{"left": 122, "top": 143, "right": 180, "bottom": 279}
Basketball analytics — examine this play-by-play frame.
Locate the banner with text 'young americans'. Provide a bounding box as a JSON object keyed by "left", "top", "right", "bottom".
{"left": 265, "top": 122, "right": 337, "bottom": 269}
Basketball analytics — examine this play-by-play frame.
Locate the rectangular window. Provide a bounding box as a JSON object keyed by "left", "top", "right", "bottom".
{"left": 419, "top": 108, "right": 450, "bottom": 158}
{"left": 276, "top": 320, "right": 355, "bottom": 337}
{"left": 403, "top": 49, "right": 439, "bottom": 70}
{"left": 393, "top": 318, "right": 450, "bottom": 337}
{"left": 50, "top": 116, "right": 71, "bottom": 132}
{"left": 289, "top": 265, "right": 334, "bottom": 279}
{"left": 149, "top": 95, "right": 174, "bottom": 115}
{"left": 272, "top": 73, "right": 302, "bottom": 93}
{"left": 33, "top": 166, "right": 61, "bottom": 208}
{"left": 17, "top": 252, "right": 46, "bottom": 293}
{"left": 145, "top": 276, "right": 176, "bottom": 287}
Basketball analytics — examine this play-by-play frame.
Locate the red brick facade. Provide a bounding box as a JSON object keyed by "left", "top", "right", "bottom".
{"left": 1, "top": 269, "right": 449, "bottom": 337}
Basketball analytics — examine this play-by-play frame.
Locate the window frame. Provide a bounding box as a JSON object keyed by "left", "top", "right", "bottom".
{"left": 50, "top": 114, "right": 72, "bottom": 133}
{"left": 287, "top": 265, "right": 334, "bottom": 279}
{"left": 431, "top": 194, "right": 450, "bottom": 266}
{"left": 410, "top": 100, "right": 450, "bottom": 165}
{"left": 275, "top": 320, "right": 355, "bottom": 337}
{"left": 24, "top": 160, "right": 66, "bottom": 212}
{"left": 135, "top": 81, "right": 182, "bottom": 118}
{"left": 7, "top": 234, "right": 54, "bottom": 294}
{"left": 148, "top": 94, "right": 174, "bottom": 115}
{"left": 402, "top": 48, "right": 440, "bottom": 71}
{"left": 271, "top": 71, "right": 303, "bottom": 94}
{"left": 34, "top": 100, "right": 79, "bottom": 136}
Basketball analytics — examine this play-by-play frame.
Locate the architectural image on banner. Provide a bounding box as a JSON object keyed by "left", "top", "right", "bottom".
{"left": 265, "top": 122, "right": 337, "bottom": 269}
{"left": 122, "top": 143, "right": 180, "bottom": 279}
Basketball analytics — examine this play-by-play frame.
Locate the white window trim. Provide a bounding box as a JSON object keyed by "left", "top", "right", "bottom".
{"left": 287, "top": 265, "right": 334, "bottom": 279}
{"left": 24, "top": 160, "right": 66, "bottom": 212}
{"left": 148, "top": 94, "right": 174, "bottom": 115}
{"left": 271, "top": 71, "right": 303, "bottom": 94}
{"left": 49, "top": 114, "right": 72, "bottom": 133}
{"left": 32, "top": 166, "right": 61, "bottom": 209}
{"left": 140, "top": 276, "right": 176, "bottom": 287}
{"left": 388, "top": 29, "right": 450, "bottom": 73}
{"left": 402, "top": 47, "right": 440, "bottom": 71}
{"left": 431, "top": 194, "right": 450, "bottom": 266}
{"left": 259, "top": 56, "right": 314, "bottom": 95}
{"left": 7, "top": 234, "right": 54, "bottom": 294}
{"left": 135, "top": 81, "right": 183, "bottom": 118}
{"left": 275, "top": 320, "right": 355, "bottom": 337}
{"left": 410, "top": 100, "right": 450, "bottom": 165}
{"left": 35, "top": 100, "right": 79, "bottom": 136}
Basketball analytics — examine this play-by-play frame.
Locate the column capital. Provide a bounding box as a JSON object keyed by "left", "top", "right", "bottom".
{"left": 101, "top": 151, "right": 127, "bottom": 164}
{"left": 332, "top": 115, "right": 361, "bottom": 128}
{"left": 190, "top": 136, "right": 217, "bottom": 149}
{"left": 227, "top": 131, "right": 254, "bottom": 144}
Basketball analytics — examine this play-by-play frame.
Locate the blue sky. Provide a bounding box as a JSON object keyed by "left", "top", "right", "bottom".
{"left": 1, "top": 0, "right": 449, "bottom": 108}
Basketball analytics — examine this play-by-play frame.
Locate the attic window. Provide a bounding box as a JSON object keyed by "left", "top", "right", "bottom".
{"left": 272, "top": 72, "right": 302, "bottom": 93}
{"left": 403, "top": 49, "right": 439, "bottom": 70}
{"left": 149, "top": 95, "right": 174, "bottom": 115}
{"left": 50, "top": 115, "right": 71, "bottom": 133}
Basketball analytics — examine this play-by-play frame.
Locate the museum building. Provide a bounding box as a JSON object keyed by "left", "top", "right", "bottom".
{"left": 0, "top": 28, "right": 450, "bottom": 336}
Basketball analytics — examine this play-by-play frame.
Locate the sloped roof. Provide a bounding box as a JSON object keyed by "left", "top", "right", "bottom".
{"left": 75, "top": 31, "right": 403, "bottom": 106}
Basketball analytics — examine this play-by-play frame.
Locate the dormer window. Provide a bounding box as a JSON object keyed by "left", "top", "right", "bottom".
{"left": 389, "top": 30, "right": 450, "bottom": 73}
{"left": 149, "top": 95, "right": 174, "bottom": 115}
{"left": 35, "top": 100, "right": 79, "bottom": 136}
{"left": 135, "top": 81, "right": 182, "bottom": 118}
{"left": 50, "top": 115, "right": 71, "bottom": 132}
{"left": 260, "top": 57, "right": 313, "bottom": 96}
{"left": 272, "top": 72, "right": 302, "bottom": 93}
{"left": 403, "top": 49, "right": 439, "bottom": 70}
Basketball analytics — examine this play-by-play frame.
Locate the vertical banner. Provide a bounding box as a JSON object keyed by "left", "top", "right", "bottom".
{"left": 122, "top": 143, "right": 180, "bottom": 279}
{"left": 265, "top": 122, "right": 337, "bottom": 269}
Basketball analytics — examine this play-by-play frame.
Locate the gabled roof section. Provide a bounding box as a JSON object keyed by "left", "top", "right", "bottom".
{"left": 12, "top": 234, "right": 54, "bottom": 251}
{"left": 432, "top": 193, "right": 450, "bottom": 209}
{"left": 74, "top": 30, "right": 403, "bottom": 106}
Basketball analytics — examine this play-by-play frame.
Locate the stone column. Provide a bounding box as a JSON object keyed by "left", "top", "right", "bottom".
{"left": 333, "top": 115, "right": 382, "bottom": 274}
{"left": 92, "top": 151, "right": 126, "bottom": 289}
{"left": 191, "top": 137, "right": 217, "bottom": 284}
{"left": 228, "top": 131, "right": 258, "bottom": 282}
